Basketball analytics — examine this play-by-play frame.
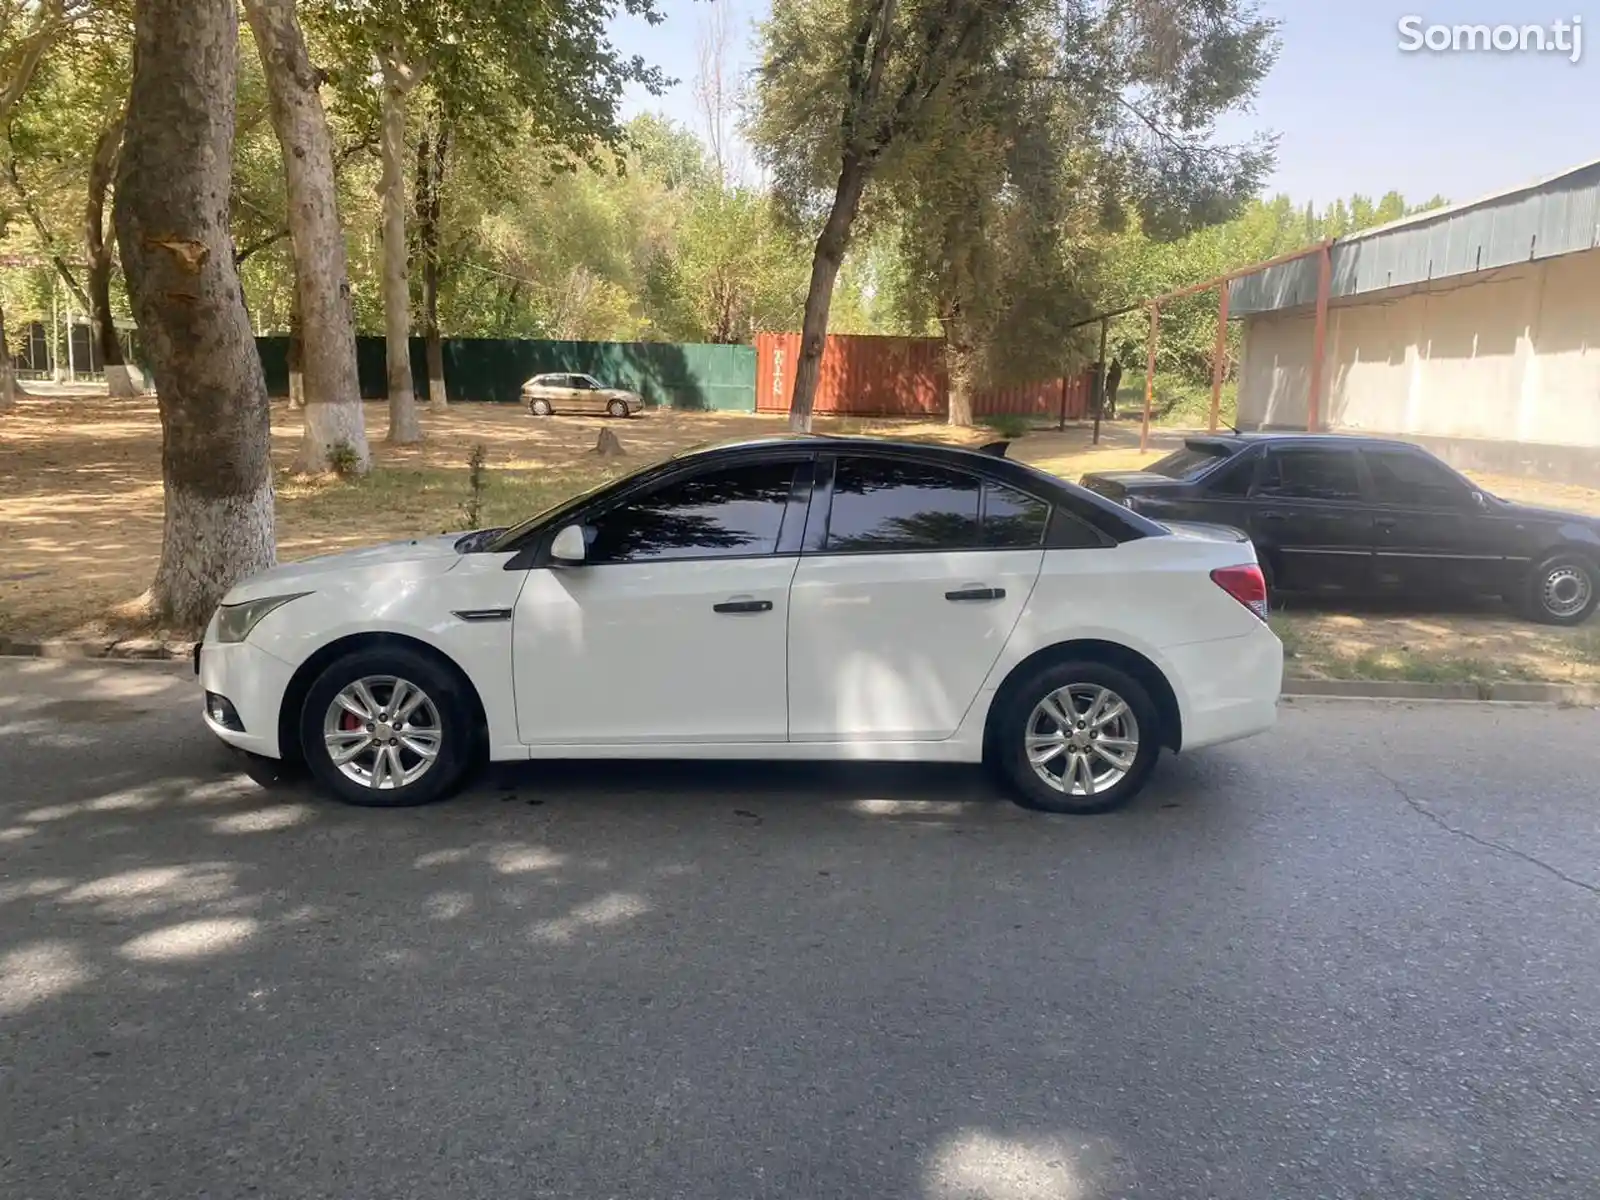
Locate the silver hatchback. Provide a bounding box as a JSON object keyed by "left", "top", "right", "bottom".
{"left": 522, "top": 373, "right": 644, "bottom": 418}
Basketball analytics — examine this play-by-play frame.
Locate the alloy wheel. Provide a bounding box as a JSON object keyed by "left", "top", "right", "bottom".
{"left": 322, "top": 675, "right": 443, "bottom": 791}
{"left": 1025, "top": 684, "right": 1141, "bottom": 798}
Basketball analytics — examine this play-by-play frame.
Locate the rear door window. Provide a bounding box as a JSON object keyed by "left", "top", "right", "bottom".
{"left": 1257, "top": 447, "right": 1363, "bottom": 502}
{"left": 981, "top": 482, "right": 1051, "bottom": 549}
{"left": 1362, "top": 448, "right": 1475, "bottom": 508}
{"left": 825, "top": 459, "right": 982, "bottom": 552}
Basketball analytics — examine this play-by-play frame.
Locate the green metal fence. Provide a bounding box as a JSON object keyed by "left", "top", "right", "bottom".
{"left": 256, "top": 336, "right": 758, "bottom": 412}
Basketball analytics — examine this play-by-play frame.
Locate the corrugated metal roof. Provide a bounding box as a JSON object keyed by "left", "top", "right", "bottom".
{"left": 1228, "top": 157, "right": 1600, "bottom": 316}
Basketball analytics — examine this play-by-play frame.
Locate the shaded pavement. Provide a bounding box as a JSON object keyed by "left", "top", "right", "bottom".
{"left": 2, "top": 658, "right": 1598, "bottom": 1198}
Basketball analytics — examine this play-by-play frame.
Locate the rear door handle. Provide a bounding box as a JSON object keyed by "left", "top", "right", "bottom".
{"left": 713, "top": 599, "right": 773, "bottom": 614}
{"left": 945, "top": 587, "right": 1006, "bottom": 603}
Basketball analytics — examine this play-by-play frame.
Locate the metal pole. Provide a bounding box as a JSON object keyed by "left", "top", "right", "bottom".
{"left": 1057, "top": 374, "right": 1069, "bottom": 431}
{"left": 65, "top": 299, "right": 75, "bottom": 382}
{"left": 1209, "top": 284, "right": 1230, "bottom": 432}
{"left": 49, "top": 276, "right": 58, "bottom": 380}
{"left": 1093, "top": 317, "right": 1108, "bottom": 445}
{"left": 1141, "top": 305, "right": 1159, "bottom": 455}
{"left": 1307, "top": 244, "right": 1333, "bottom": 431}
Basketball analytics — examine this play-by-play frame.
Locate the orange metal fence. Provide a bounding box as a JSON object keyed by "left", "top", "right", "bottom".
{"left": 755, "top": 332, "right": 1095, "bottom": 421}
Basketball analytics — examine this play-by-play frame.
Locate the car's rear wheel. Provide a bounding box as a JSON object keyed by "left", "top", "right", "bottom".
{"left": 299, "top": 648, "right": 473, "bottom": 808}
{"left": 995, "top": 661, "right": 1162, "bottom": 815}
{"left": 1522, "top": 552, "right": 1598, "bottom": 626}
{"left": 529, "top": 397, "right": 553, "bottom": 416}
{"left": 606, "top": 398, "right": 629, "bottom": 418}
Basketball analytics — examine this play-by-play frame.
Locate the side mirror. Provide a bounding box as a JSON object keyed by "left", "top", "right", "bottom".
{"left": 550, "top": 524, "right": 587, "bottom": 564}
{"left": 1471, "top": 490, "right": 1488, "bottom": 509}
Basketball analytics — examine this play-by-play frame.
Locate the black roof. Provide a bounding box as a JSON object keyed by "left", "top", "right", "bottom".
{"left": 1182, "top": 431, "right": 1432, "bottom": 453}
{"left": 667, "top": 434, "right": 1171, "bottom": 543}
{"left": 672, "top": 432, "right": 1021, "bottom": 464}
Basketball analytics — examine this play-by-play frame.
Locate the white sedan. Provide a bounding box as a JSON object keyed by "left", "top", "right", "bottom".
{"left": 197, "top": 435, "right": 1282, "bottom": 814}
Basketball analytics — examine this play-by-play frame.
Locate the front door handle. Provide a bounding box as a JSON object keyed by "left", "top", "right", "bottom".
{"left": 713, "top": 599, "right": 773, "bottom": 614}
{"left": 945, "top": 587, "right": 1006, "bottom": 603}
{"left": 1374, "top": 517, "right": 1397, "bottom": 531}
{"left": 1259, "top": 510, "right": 1287, "bottom": 522}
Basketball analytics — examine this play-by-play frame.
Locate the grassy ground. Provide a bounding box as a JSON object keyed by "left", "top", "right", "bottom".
{"left": 3, "top": 392, "right": 1600, "bottom": 684}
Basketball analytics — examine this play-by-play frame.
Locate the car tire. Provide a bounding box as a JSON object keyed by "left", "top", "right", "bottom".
{"left": 1521, "top": 552, "right": 1598, "bottom": 626}
{"left": 994, "top": 660, "right": 1163, "bottom": 815}
{"left": 299, "top": 647, "right": 475, "bottom": 808}
{"left": 529, "top": 398, "right": 553, "bottom": 417}
{"left": 606, "top": 398, "right": 629, "bottom": 418}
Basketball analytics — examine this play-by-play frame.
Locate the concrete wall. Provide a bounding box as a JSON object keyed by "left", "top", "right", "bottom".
{"left": 1236, "top": 247, "right": 1600, "bottom": 480}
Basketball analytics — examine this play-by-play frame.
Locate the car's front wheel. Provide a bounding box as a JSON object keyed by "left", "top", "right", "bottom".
{"left": 528, "top": 397, "right": 553, "bottom": 417}
{"left": 995, "top": 661, "right": 1162, "bottom": 815}
{"left": 1522, "top": 552, "right": 1598, "bottom": 626}
{"left": 300, "top": 648, "right": 474, "bottom": 807}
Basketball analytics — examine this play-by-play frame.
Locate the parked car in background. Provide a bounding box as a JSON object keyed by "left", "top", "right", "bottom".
{"left": 522, "top": 372, "right": 644, "bottom": 418}
{"left": 1080, "top": 433, "right": 1600, "bottom": 625}
{"left": 196, "top": 436, "right": 1282, "bottom": 816}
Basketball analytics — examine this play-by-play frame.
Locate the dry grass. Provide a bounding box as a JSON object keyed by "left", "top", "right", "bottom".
{"left": 3, "top": 394, "right": 1600, "bottom": 685}
{"left": 0, "top": 394, "right": 990, "bottom": 640}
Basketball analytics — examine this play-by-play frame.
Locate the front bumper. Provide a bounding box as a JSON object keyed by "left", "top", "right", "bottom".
{"left": 196, "top": 638, "right": 297, "bottom": 759}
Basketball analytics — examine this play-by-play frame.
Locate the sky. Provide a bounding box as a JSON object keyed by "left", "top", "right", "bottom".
{"left": 608, "top": 0, "right": 1597, "bottom": 209}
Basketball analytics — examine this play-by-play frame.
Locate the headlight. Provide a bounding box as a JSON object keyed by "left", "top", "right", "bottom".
{"left": 214, "top": 593, "right": 311, "bottom": 644}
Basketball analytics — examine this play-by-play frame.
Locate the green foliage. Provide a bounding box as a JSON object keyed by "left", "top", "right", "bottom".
{"left": 981, "top": 414, "right": 1032, "bottom": 439}
{"left": 326, "top": 439, "right": 364, "bottom": 478}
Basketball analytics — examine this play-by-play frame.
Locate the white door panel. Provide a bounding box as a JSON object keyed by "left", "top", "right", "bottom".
{"left": 787, "top": 550, "right": 1043, "bottom": 741}
{"left": 513, "top": 558, "right": 797, "bottom": 744}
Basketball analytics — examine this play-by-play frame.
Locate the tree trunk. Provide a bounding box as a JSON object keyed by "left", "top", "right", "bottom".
{"left": 414, "top": 108, "right": 449, "bottom": 407}
{"left": 0, "top": 302, "right": 16, "bottom": 411}
{"left": 83, "top": 109, "right": 134, "bottom": 396}
{"left": 945, "top": 308, "right": 975, "bottom": 428}
{"left": 379, "top": 50, "right": 421, "bottom": 443}
{"left": 287, "top": 292, "right": 305, "bottom": 410}
{"left": 788, "top": 156, "right": 869, "bottom": 432}
{"left": 243, "top": 0, "right": 369, "bottom": 474}
{"left": 114, "top": 0, "right": 275, "bottom": 630}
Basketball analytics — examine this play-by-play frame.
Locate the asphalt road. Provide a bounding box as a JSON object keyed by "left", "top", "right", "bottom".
{"left": 2, "top": 658, "right": 1599, "bottom": 1200}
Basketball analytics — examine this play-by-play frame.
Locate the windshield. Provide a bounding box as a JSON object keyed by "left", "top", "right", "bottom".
{"left": 1145, "top": 443, "right": 1234, "bottom": 480}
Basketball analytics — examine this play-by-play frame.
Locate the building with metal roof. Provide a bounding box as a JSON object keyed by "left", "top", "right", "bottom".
{"left": 1225, "top": 157, "right": 1600, "bottom": 483}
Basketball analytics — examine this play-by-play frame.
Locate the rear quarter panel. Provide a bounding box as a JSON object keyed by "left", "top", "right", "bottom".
{"left": 972, "top": 534, "right": 1272, "bottom": 738}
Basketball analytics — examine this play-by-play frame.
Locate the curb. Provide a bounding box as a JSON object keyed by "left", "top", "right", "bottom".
{"left": 0, "top": 636, "right": 195, "bottom": 663}
{"left": 2, "top": 639, "right": 1597, "bottom": 707}
{"left": 1281, "top": 677, "right": 1600, "bottom": 706}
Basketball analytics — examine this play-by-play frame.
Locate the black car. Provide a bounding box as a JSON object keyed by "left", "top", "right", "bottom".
{"left": 1080, "top": 433, "right": 1600, "bottom": 625}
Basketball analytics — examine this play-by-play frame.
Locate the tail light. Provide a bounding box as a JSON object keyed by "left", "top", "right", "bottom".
{"left": 1211, "top": 564, "right": 1269, "bottom": 621}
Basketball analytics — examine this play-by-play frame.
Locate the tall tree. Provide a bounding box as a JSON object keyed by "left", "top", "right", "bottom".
{"left": 242, "top": 0, "right": 370, "bottom": 474}
{"left": 753, "top": 0, "right": 1279, "bottom": 430}
{"left": 306, "top": 0, "right": 667, "bottom": 440}
{"left": 115, "top": 0, "right": 275, "bottom": 627}
{"left": 751, "top": 0, "right": 1027, "bottom": 430}
{"left": 412, "top": 97, "right": 450, "bottom": 408}
{"left": 82, "top": 101, "right": 132, "bottom": 394}
{"left": 3, "top": 5, "right": 135, "bottom": 393}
